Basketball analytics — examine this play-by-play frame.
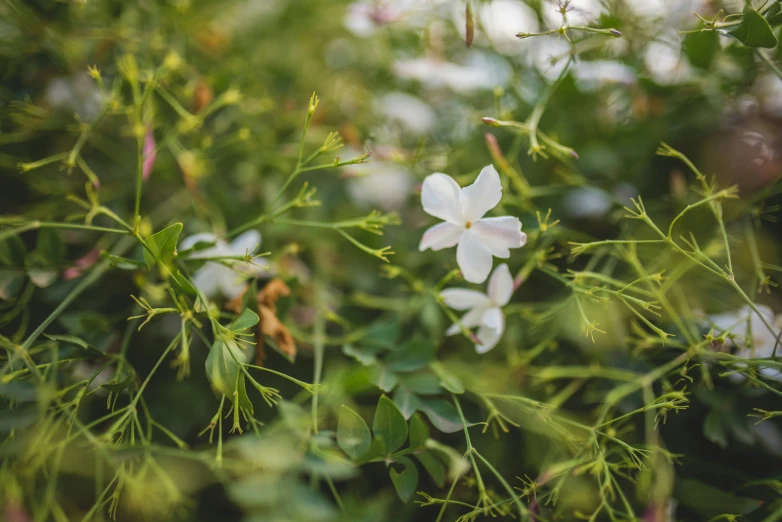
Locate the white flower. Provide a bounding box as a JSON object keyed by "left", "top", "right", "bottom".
{"left": 374, "top": 92, "right": 436, "bottom": 135}
{"left": 419, "top": 165, "right": 526, "bottom": 283}
{"left": 393, "top": 55, "right": 503, "bottom": 93}
{"left": 442, "top": 263, "right": 513, "bottom": 353}
{"left": 180, "top": 230, "right": 266, "bottom": 300}
{"left": 708, "top": 305, "right": 782, "bottom": 380}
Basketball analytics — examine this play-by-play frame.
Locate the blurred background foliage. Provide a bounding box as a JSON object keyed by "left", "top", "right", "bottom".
{"left": 3, "top": 0, "right": 782, "bottom": 521}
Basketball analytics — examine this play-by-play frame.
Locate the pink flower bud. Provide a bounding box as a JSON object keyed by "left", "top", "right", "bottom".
{"left": 142, "top": 127, "right": 157, "bottom": 182}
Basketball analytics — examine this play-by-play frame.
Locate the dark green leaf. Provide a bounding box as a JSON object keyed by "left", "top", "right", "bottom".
{"left": 229, "top": 308, "right": 259, "bottom": 331}
{"left": 0, "top": 408, "right": 38, "bottom": 432}
{"left": 361, "top": 317, "right": 400, "bottom": 350}
{"left": 398, "top": 373, "right": 442, "bottom": 395}
{"left": 104, "top": 253, "right": 144, "bottom": 270}
{"left": 384, "top": 340, "right": 436, "bottom": 372}
{"left": 408, "top": 413, "right": 429, "bottom": 449}
{"left": 675, "top": 479, "right": 761, "bottom": 518}
{"left": 342, "top": 344, "right": 378, "bottom": 366}
{"left": 683, "top": 31, "right": 720, "bottom": 69}
{"left": 393, "top": 387, "right": 423, "bottom": 419}
{"left": 100, "top": 374, "right": 135, "bottom": 394}
{"left": 44, "top": 334, "right": 90, "bottom": 350}
{"left": 369, "top": 365, "right": 398, "bottom": 392}
{"left": 59, "top": 311, "right": 110, "bottom": 336}
{"left": 36, "top": 229, "right": 64, "bottom": 264}
{"left": 389, "top": 456, "right": 419, "bottom": 503}
{"left": 727, "top": 5, "right": 777, "bottom": 48}
{"left": 373, "top": 395, "right": 408, "bottom": 454}
{"left": 143, "top": 222, "right": 183, "bottom": 269}
{"left": 703, "top": 411, "right": 728, "bottom": 449}
{"left": 419, "top": 398, "right": 463, "bottom": 433}
{"left": 25, "top": 254, "right": 57, "bottom": 288}
{"left": 0, "top": 235, "right": 26, "bottom": 266}
{"left": 767, "top": 2, "right": 782, "bottom": 26}
{"left": 415, "top": 450, "right": 445, "bottom": 487}
{"left": 0, "top": 269, "right": 24, "bottom": 300}
{"left": 337, "top": 405, "right": 371, "bottom": 460}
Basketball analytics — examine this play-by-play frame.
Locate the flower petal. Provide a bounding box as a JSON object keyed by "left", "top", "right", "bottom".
{"left": 481, "top": 307, "right": 504, "bottom": 330}
{"left": 180, "top": 233, "right": 218, "bottom": 251}
{"left": 191, "top": 264, "right": 221, "bottom": 297}
{"left": 440, "top": 289, "right": 490, "bottom": 310}
{"left": 471, "top": 216, "right": 525, "bottom": 258}
{"left": 419, "top": 222, "right": 463, "bottom": 251}
{"left": 217, "top": 266, "right": 249, "bottom": 300}
{"left": 487, "top": 264, "right": 513, "bottom": 306}
{"left": 230, "top": 230, "right": 262, "bottom": 255}
{"left": 456, "top": 229, "right": 493, "bottom": 284}
{"left": 445, "top": 305, "right": 489, "bottom": 335}
{"left": 475, "top": 320, "right": 504, "bottom": 354}
{"left": 421, "top": 173, "right": 464, "bottom": 224}
{"left": 460, "top": 165, "right": 502, "bottom": 222}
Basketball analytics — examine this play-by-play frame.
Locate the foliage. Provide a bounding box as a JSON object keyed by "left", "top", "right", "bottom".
{"left": 2, "top": 0, "right": 782, "bottom": 521}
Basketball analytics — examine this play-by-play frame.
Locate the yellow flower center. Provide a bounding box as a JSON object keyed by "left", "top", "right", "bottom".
{"left": 465, "top": 221, "right": 473, "bottom": 229}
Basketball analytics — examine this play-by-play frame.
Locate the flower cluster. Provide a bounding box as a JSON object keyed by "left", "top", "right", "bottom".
{"left": 418, "top": 165, "right": 526, "bottom": 352}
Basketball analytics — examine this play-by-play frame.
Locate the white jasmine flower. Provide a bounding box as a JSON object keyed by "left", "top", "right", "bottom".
{"left": 419, "top": 165, "right": 526, "bottom": 283}
{"left": 44, "top": 74, "right": 102, "bottom": 121}
{"left": 393, "top": 55, "right": 502, "bottom": 92}
{"left": 708, "top": 305, "right": 782, "bottom": 380}
{"left": 180, "top": 230, "right": 266, "bottom": 300}
{"left": 374, "top": 92, "right": 436, "bottom": 135}
{"left": 442, "top": 263, "right": 513, "bottom": 353}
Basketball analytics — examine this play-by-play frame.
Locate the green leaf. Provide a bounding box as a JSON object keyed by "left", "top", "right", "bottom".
{"left": 369, "top": 365, "right": 398, "bottom": 392}
{"left": 104, "top": 254, "right": 144, "bottom": 270}
{"left": 342, "top": 344, "right": 378, "bottom": 366}
{"left": 337, "top": 405, "right": 371, "bottom": 460}
{"left": 393, "top": 387, "right": 423, "bottom": 419}
{"left": 389, "top": 456, "right": 419, "bottom": 503}
{"left": 675, "top": 478, "right": 762, "bottom": 518}
{"left": 0, "top": 269, "right": 24, "bottom": 300}
{"left": 44, "top": 334, "right": 90, "bottom": 350}
{"left": 205, "top": 338, "right": 251, "bottom": 412}
{"left": 703, "top": 411, "right": 728, "bottom": 449}
{"left": 100, "top": 374, "right": 135, "bottom": 394}
{"left": 35, "top": 229, "right": 65, "bottom": 264}
{"left": 143, "top": 222, "right": 183, "bottom": 270}
{"left": 683, "top": 31, "right": 720, "bottom": 69}
{"left": 59, "top": 311, "right": 110, "bottom": 336}
{"left": 361, "top": 317, "right": 400, "bottom": 350}
{"left": 397, "top": 373, "right": 442, "bottom": 395}
{"left": 415, "top": 450, "right": 445, "bottom": 487}
{"left": 433, "top": 364, "right": 465, "bottom": 394}
{"left": 0, "top": 235, "right": 26, "bottom": 266}
{"left": 419, "top": 398, "right": 463, "bottom": 433}
{"left": 384, "top": 340, "right": 436, "bottom": 372}
{"left": 766, "top": 2, "right": 782, "bottom": 26}
{"left": 0, "top": 407, "right": 38, "bottom": 432}
{"left": 25, "top": 254, "right": 57, "bottom": 288}
{"left": 408, "top": 413, "right": 429, "bottom": 449}
{"left": 373, "top": 395, "right": 408, "bottom": 454}
{"left": 229, "top": 308, "right": 259, "bottom": 331}
{"left": 727, "top": 5, "right": 777, "bottom": 48}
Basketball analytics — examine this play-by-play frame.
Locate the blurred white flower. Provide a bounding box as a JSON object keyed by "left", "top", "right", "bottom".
{"left": 541, "top": 0, "right": 604, "bottom": 27}
{"left": 344, "top": 0, "right": 451, "bottom": 36}
{"left": 374, "top": 92, "right": 436, "bottom": 135}
{"left": 572, "top": 60, "right": 636, "bottom": 91}
{"left": 180, "top": 230, "right": 266, "bottom": 300}
{"left": 419, "top": 165, "right": 526, "bottom": 283}
{"left": 564, "top": 186, "right": 612, "bottom": 220}
{"left": 644, "top": 39, "right": 692, "bottom": 85}
{"left": 394, "top": 54, "right": 503, "bottom": 92}
{"left": 44, "top": 74, "right": 102, "bottom": 121}
{"left": 469, "top": 0, "right": 538, "bottom": 55}
{"left": 442, "top": 263, "right": 513, "bottom": 353}
{"left": 524, "top": 36, "right": 571, "bottom": 81}
{"left": 346, "top": 156, "right": 414, "bottom": 211}
{"left": 709, "top": 305, "right": 782, "bottom": 380}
